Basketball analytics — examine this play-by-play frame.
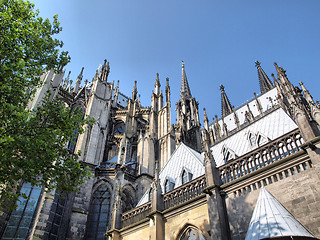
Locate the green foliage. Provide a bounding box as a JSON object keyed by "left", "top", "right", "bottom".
{"left": 0, "top": 0, "right": 92, "bottom": 209}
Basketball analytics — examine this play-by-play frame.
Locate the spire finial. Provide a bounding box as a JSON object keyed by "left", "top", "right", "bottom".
{"left": 182, "top": 60, "right": 184, "bottom": 68}
{"left": 132, "top": 80, "right": 137, "bottom": 100}
{"left": 180, "top": 61, "right": 192, "bottom": 98}
{"left": 220, "top": 84, "right": 233, "bottom": 117}
{"left": 74, "top": 67, "right": 84, "bottom": 93}
{"left": 155, "top": 73, "right": 161, "bottom": 95}
{"left": 256, "top": 61, "right": 273, "bottom": 94}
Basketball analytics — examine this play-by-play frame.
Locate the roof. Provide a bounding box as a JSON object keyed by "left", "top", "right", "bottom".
{"left": 159, "top": 142, "right": 204, "bottom": 191}
{"left": 245, "top": 188, "right": 315, "bottom": 240}
{"left": 136, "top": 143, "right": 205, "bottom": 206}
{"left": 211, "top": 107, "right": 298, "bottom": 167}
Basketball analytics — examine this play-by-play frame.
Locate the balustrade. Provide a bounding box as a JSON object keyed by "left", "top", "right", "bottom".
{"left": 121, "top": 202, "right": 151, "bottom": 228}
{"left": 219, "top": 129, "right": 304, "bottom": 184}
{"left": 163, "top": 175, "right": 207, "bottom": 209}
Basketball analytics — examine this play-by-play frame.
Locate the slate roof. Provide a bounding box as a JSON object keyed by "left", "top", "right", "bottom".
{"left": 211, "top": 107, "right": 298, "bottom": 167}
{"left": 137, "top": 143, "right": 205, "bottom": 206}
{"left": 245, "top": 188, "right": 315, "bottom": 240}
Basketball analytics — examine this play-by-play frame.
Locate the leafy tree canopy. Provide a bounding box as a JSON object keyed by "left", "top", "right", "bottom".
{"left": 0, "top": 0, "right": 92, "bottom": 209}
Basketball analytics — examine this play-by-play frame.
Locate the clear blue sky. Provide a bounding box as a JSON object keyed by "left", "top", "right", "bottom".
{"left": 31, "top": 0, "right": 320, "bottom": 124}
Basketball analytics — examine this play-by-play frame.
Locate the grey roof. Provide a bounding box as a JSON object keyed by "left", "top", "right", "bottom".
{"left": 136, "top": 143, "right": 204, "bottom": 206}
{"left": 211, "top": 107, "right": 298, "bottom": 167}
{"left": 159, "top": 142, "right": 204, "bottom": 191}
{"left": 245, "top": 188, "right": 315, "bottom": 240}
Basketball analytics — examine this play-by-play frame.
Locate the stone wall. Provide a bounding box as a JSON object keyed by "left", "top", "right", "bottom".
{"left": 226, "top": 165, "right": 320, "bottom": 239}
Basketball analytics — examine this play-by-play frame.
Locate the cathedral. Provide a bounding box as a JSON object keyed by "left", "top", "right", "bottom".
{"left": 1, "top": 60, "right": 320, "bottom": 240}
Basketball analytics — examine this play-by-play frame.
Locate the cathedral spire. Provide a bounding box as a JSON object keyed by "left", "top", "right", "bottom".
{"left": 63, "top": 71, "right": 71, "bottom": 89}
{"left": 155, "top": 73, "right": 161, "bottom": 95}
{"left": 74, "top": 67, "right": 84, "bottom": 93}
{"left": 165, "top": 77, "right": 170, "bottom": 103}
{"left": 220, "top": 84, "right": 233, "bottom": 117}
{"left": 255, "top": 61, "right": 273, "bottom": 94}
{"left": 132, "top": 80, "right": 137, "bottom": 101}
{"left": 299, "top": 81, "right": 315, "bottom": 105}
{"left": 181, "top": 61, "right": 192, "bottom": 98}
{"left": 100, "top": 59, "right": 110, "bottom": 81}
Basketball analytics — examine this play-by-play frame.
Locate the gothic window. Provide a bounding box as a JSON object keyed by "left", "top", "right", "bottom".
{"left": 2, "top": 183, "right": 41, "bottom": 240}
{"left": 113, "top": 121, "right": 125, "bottom": 136}
{"left": 181, "top": 169, "right": 193, "bottom": 185}
{"left": 68, "top": 106, "right": 85, "bottom": 153}
{"left": 165, "top": 179, "right": 171, "bottom": 193}
{"left": 164, "top": 179, "right": 175, "bottom": 193}
{"left": 249, "top": 133, "right": 256, "bottom": 146}
{"left": 121, "top": 188, "right": 135, "bottom": 213}
{"left": 257, "top": 133, "right": 269, "bottom": 146}
{"left": 48, "top": 192, "right": 67, "bottom": 240}
{"left": 86, "top": 184, "right": 111, "bottom": 240}
{"left": 222, "top": 146, "right": 237, "bottom": 162}
{"left": 179, "top": 227, "right": 205, "bottom": 240}
{"left": 182, "top": 170, "right": 188, "bottom": 185}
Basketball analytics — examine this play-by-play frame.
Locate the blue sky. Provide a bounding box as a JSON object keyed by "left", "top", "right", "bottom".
{"left": 31, "top": 0, "right": 320, "bottom": 123}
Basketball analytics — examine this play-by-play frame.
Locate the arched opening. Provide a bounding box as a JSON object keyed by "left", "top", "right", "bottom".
{"left": 178, "top": 226, "right": 206, "bottom": 240}
{"left": 121, "top": 186, "right": 135, "bottom": 213}
{"left": 85, "top": 184, "right": 111, "bottom": 240}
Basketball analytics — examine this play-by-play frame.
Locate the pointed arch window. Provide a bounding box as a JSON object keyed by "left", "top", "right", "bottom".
{"left": 180, "top": 168, "right": 193, "bottom": 185}
{"left": 68, "top": 106, "right": 85, "bottom": 153}
{"left": 249, "top": 133, "right": 256, "bottom": 146}
{"left": 164, "top": 178, "right": 175, "bottom": 193}
{"left": 86, "top": 184, "right": 111, "bottom": 240}
{"left": 2, "top": 183, "right": 41, "bottom": 240}
{"left": 257, "top": 133, "right": 269, "bottom": 146}
{"left": 222, "top": 145, "right": 237, "bottom": 162}
{"left": 179, "top": 226, "right": 205, "bottom": 240}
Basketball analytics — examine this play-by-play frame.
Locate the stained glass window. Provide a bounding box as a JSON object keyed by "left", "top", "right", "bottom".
{"left": 2, "top": 183, "right": 41, "bottom": 240}
{"left": 86, "top": 184, "right": 111, "bottom": 240}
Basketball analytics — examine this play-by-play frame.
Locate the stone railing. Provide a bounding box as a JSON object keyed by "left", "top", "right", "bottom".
{"left": 219, "top": 129, "right": 304, "bottom": 184}
{"left": 121, "top": 201, "right": 152, "bottom": 228}
{"left": 163, "top": 175, "right": 207, "bottom": 210}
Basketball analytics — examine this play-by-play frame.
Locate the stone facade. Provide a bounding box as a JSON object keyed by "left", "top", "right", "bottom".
{"left": 1, "top": 61, "right": 320, "bottom": 240}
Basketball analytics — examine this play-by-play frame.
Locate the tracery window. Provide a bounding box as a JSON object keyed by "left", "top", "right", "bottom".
{"left": 86, "top": 184, "right": 111, "bottom": 240}
{"left": 2, "top": 183, "right": 41, "bottom": 240}
{"left": 179, "top": 227, "right": 205, "bottom": 240}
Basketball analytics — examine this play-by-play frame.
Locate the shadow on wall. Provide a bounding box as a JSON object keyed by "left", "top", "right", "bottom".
{"left": 227, "top": 191, "right": 259, "bottom": 240}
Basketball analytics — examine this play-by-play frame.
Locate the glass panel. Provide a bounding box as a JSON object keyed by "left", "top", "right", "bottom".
{"left": 182, "top": 171, "right": 188, "bottom": 184}
{"left": 86, "top": 184, "right": 111, "bottom": 239}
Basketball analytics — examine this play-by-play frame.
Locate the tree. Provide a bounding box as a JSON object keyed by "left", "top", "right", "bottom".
{"left": 0, "top": 0, "right": 91, "bottom": 209}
